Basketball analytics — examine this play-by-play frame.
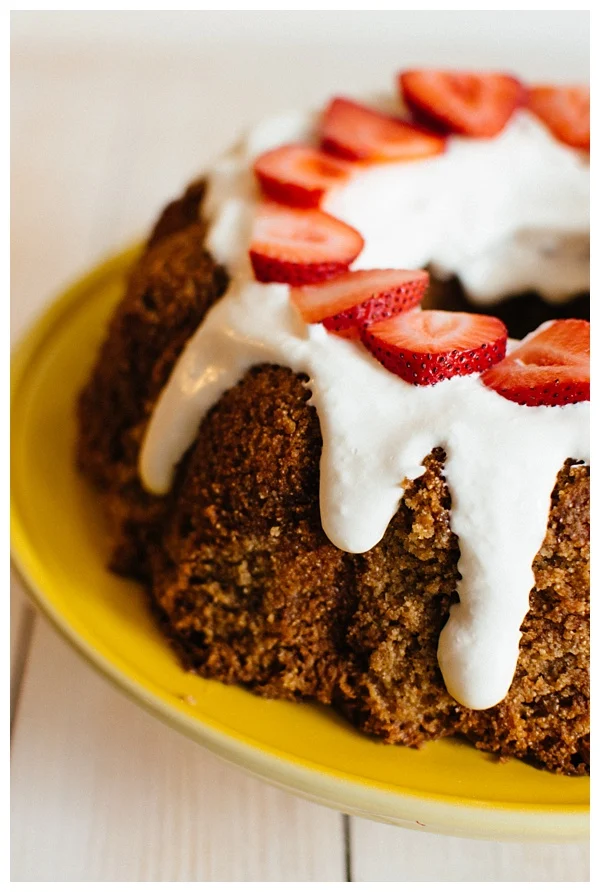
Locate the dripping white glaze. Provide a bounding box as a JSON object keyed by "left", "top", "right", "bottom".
{"left": 139, "top": 100, "right": 590, "bottom": 710}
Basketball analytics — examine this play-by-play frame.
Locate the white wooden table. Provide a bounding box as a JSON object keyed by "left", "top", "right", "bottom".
{"left": 11, "top": 11, "right": 590, "bottom": 882}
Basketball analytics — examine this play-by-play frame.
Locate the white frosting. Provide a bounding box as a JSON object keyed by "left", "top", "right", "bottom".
{"left": 324, "top": 110, "right": 589, "bottom": 303}
{"left": 205, "top": 102, "right": 590, "bottom": 303}
{"left": 139, "top": 100, "right": 590, "bottom": 710}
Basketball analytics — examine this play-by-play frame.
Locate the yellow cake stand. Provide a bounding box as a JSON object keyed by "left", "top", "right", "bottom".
{"left": 11, "top": 248, "right": 589, "bottom": 841}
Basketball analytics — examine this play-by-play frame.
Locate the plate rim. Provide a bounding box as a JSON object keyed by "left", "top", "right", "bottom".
{"left": 10, "top": 248, "right": 590, "bottom": 842}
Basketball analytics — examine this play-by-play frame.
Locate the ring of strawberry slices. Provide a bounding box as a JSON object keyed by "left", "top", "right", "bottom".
{"left": 248, "top": 70, "right": 590, "bottom": 406}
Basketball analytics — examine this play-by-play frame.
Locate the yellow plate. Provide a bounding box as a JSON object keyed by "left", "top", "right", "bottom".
{"left": 11, "top": 248, "right": 589, "bottom": 842}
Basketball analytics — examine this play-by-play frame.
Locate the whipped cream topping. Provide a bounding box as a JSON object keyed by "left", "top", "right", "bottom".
{"left": 324, "top": 109, "right": 590, "bottom": 303}
{"left": 207, "top": 101, "right": 590, "bottom": 303}
{"left": 139, "top": 99, "right": 590, "bottom": 710}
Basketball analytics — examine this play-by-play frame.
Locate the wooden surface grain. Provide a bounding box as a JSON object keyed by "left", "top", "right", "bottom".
{"left": 10, "top": 11, "right": 590, "bottom": 882}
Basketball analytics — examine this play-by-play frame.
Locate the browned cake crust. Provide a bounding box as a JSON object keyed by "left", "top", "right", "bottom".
{"left": 77, "top": 183, "right": 590, "bottom": 775}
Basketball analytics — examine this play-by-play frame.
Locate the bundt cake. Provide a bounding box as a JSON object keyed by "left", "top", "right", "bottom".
{"left": 77, "top": 70, "right": 590, "bottom": 774}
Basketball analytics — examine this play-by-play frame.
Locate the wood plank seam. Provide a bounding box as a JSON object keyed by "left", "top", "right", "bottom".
{"left": 344, "top": 814, "right": 353, "bottom": 881}
{"left": 10, "top": 593, "right": 36, "bottom": 736}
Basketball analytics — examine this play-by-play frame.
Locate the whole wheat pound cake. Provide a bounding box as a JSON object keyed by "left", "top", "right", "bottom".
{"left": 78, "top": 70, "right": 590, "bottom": 775}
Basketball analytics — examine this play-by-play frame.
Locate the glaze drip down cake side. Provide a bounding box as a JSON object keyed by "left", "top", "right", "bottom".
{"left": 77, "top": 70, "right": 590, "bottom": 774}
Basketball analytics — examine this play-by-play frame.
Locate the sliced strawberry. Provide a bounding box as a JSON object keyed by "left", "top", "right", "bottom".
{"left": 527, "top": 86, "right": 590, "bottom": 151}
{"left": 481, "top": 319, "right": 590, "bottom": 406}
{"left": 291, "top": 268, "right": 428, "bottom": 333}
{"left": 254, "top": 144, "right": 353, "bottom": 208}
{"left": 399, "top": 70, "right": 524, "bottom": 138}
{"left": 362, "top": 310, "right": 507, "bottom": 385}
{"left": 331, "top": 324, "right": 362, "bottom": 341}
{"left": 249, "top": 202, "right": 364, "bottom": 285}
{"left": 320, "top": 97, "right": 446, "bottom": 162}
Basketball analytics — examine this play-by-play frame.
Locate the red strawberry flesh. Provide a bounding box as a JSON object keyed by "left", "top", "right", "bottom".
{"left": 249, "top": 203, "right": 364, "bottom": 285}
{"left": 254, "top": 144, "right": 354, "bottom": 208}
{"left": 321, "top": 97, "right": 446, "bottom": 162}
{"left": 331, "top": 324, "right": 362, "bottom": 341}
{"left": 362, "top": 310, "right": 507, "bottom": 385}
{"left": 481, "top": 319, "right": 590, "bottom": 406}
{"left": 527, "top": 86, "right": 590, "bottom": 151}
{"left": 399, "top": 70, "right": 524, "bottom": 138}
{"left": 291, "top": 268, "right": 429, "bottom": 331}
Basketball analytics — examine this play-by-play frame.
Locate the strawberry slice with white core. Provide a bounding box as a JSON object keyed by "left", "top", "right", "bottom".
{"left": 254, "top": 144, "right": 354, "bottom": 208}
{"left": 321, "top": 97, "right": 446, "bottom": 162}
{"left": 249, "top": 203, "right": 364, "bottom": 285}
{"left": 527, "top": 86, "right": 590, "bottom": 151}
{"left": 481, "top": 319, "right": 590, "bottom": 406}
{"left": 399, "top": 70, "right": 524, "bottom": 138}
{"left": 291, "top": 268, "right": 429, "bottom": 333}
{"left": 362, "top": 310, "right": 507, "bottom": 385}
